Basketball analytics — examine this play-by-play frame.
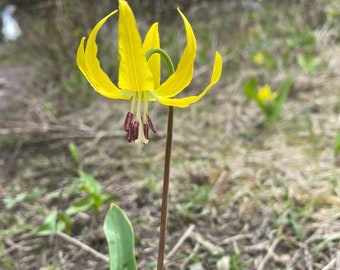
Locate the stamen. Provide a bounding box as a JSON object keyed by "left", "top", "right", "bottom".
{"left": 124, "top": 112, "right": 133, "bottom": 132}
{"left": 132, "top": 121, "right": 139, "bottom": 141}
{"left": 127, "top": 126, "right": 133, "bottom": 142}
{"left": 143, "top": 124, "right": 149, "bottom": 140}
{"left": 124, "top": 96, "right": 155, "bottom": 143}
{"left": 147, "top": 114, "right": 156, "bottom": 133}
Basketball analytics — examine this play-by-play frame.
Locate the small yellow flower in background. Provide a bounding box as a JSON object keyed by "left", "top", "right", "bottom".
{"left": 257, "top": 85, "right": 277, "bottom": 102}
{"left": 77, "top": 0, "right": 222, "bottom": 144}
{"left": 252, "top": 52, "right": 264, "bottom": 65}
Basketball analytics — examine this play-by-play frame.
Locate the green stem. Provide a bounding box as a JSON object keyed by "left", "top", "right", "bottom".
{"left": 146, "top": 48, "right": 175, "bottom": 270}
{"left": 156, "top": 105, "right": 173, "bottom": 270}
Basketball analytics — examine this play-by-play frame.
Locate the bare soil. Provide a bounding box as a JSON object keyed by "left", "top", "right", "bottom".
{"left": 0, "top": 65, "right": 33, "bottom": 111}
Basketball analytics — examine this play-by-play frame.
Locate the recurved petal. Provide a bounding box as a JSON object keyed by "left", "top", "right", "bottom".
{"left": 154, "top": 8, "right": 197, "bottom": 98}
{"left": 143, "top": 23, "right": 161, "bottom": 89}
{"left": 118, "top": 0, "right": 153, "bottom": 91}
{"left": 156, "top": 52, "right": 222, "bottom": 108}
{"left": 81, "top": 10, "right": 130, "bottom": 99}
{"left": 77, "top": 37, "right": 88, "bottom": 75}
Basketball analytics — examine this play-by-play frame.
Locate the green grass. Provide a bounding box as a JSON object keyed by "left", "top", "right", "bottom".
{"left": 1, "top": 0, "right": 340, "bottom": 269}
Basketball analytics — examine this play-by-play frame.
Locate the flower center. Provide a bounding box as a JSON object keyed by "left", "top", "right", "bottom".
{"left": 124, "top": 92, "right": 156, "bottom": 144}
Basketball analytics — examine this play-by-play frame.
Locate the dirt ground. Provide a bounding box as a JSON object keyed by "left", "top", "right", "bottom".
{"left": 0, "top": 65, "right": 33, "bottom": 111}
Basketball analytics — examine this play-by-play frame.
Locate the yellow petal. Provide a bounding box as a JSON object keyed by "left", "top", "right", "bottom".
{"left": 76, "top": 37, "right": 88, "bottom": 75}
{"left": 143, "top": 23, "right": 161, "bottom": 89}
{"left": 118, "top": 0, "right": 153, "bottom": 91}
{"left": 156, "top": 52, "right": 222, "bottom": 107}
{"left": 78, "top": 10, "right": 130, "bottom": 99}
{"left": 155, "top": 8, "right": 197, "bottom": 97}
{"left": 257, "top": 85, "right": 277, "bottom": 101}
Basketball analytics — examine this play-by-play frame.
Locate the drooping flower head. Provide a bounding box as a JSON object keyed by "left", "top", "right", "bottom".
{"left": 77, "top": 0, "right": 222, "bottom": 144}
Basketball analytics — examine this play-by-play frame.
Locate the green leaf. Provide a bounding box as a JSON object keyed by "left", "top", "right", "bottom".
{"left": 262, "top": 50, "right": 277, "bottom": 70}
{"left": 58, "top": 211, "right": 73, "bottom": 235}
{"left": 3, "top": 193, "right": 27, "bottom": 209}
{"left": 242, "top": 76, "right": 258, "bottom": 99}
{"left": 66, "top": 196, "right": 94, "bottom": 216}
{"left": 104, "top": 204, "right": 137, "bottom": 270}
{"left": 68, "top": 142, "right": 80, "bottom": 164}
{"left": 297, "top": 54, "right": 316, "bottom": 74}
{"left": 334, "top": 130, "right": 340, "bottom": 155}
{"left": 3, "top": 188, "right": 40, "bottom": 209}
{"left": 92, "top": 193, "right": 104, "bottom": 211}
{"left": 102, "top": 194, "right": 119, "bottom": 204}
{"left": 37, "top": 211, "right": 65, "bottom": 235}
{"left": 269, "top": 77, "right": 293, "bottom": 122}
{"left": 79, "top": 171, "right": 102, "bottom": 194}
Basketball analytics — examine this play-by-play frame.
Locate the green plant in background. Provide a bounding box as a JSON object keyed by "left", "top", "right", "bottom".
{"left": 334, "top": 130, "right": 340, "bottom": 156}
{"left": 297, "top": 53, "right": 317, "bottom": 74}
{"left": 320, "top": 0, "right": 340, "bottom": 27}
{"left": 37, "top": 210, "right": 72, "bottom": 235}
{"left": 37, "top": 170, "right": 117, "bottom": 235}
{"left": 251, "top": 50, "right": 276, "bottom": 70}
{"left": 285, "top": 26, "right": 315, "bottom": 53}
{"left": 284, "top": 26, "right": 318, "bottom": 73}
{"left": 76, "top": 0, "right": 222, "bottom": 269}
{"left": 3, "top": 188, "right": 41, "bottom": 210}
{"left": 68, "top": 141, "right": 80, "bottom": 166}
{"left": 243, "top": 76, "right": 292, "bottom": 123}
{"left": 65, "top": 171, "right": 117, "bottom": 216}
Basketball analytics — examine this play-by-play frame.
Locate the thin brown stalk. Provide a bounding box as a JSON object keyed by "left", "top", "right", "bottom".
{"left": 156, "top": 106, "right": 174, "bottom": 270}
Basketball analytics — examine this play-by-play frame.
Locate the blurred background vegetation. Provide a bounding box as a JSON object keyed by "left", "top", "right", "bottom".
{"left": 1, "top": 0, "right": 333, "bottom": 113}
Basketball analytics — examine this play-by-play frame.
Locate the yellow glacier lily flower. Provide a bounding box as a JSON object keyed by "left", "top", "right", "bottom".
{"left": 257, "top": 85, "right": 277, "bottom": 102}
{"left": 252, "top": 52, "right": 264, "bottom": 65}
{"left": 77, "top": 0, "right": 222, "bottom": 144}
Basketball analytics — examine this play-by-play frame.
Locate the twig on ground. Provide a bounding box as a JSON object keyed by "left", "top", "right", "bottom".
{"left": 322, "top": 251, "right": 340, "bottom": 270}
{"left": 2, "top": 238, "right": 33, "bottom": 255}
{"left": 55, "top": 231, "right": 109, "bottom": 263}
{"left": 303, "top": 243, "right": 314, "bottom": 270}
{"left": 190, "top": 232, "right": 224, "bottom": 255}
{"left": 180, "top": 242, "right": 200, "bottom": 270}
{"left": 232, "top": 239, "right": 240, "bottom": 254}
{"left": 314, "top": 232, "right": 340, "bottom": 251}
{"left": 222, "top": 233, "right": 253, "bottom": 245}
{"left": 322, "top": 258, "right": 336, "bottom": 270}
{"left": 257, "top": 238, "right": 281, "bottom": 270}
{"left": 287, "top": 248, "right": 303, "bottom": 269}
{"left": 243, "top": 241, "right": 269, "bottom": 252}
{"left": 166, "top": 224, "right": 196, "bottom": 260}
{"left": 209, "top": 171, "right": 228, "bottom": 201}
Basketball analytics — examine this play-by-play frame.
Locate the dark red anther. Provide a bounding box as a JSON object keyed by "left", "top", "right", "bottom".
{"left": 124, "top": 112, "right": 133, "bottom": 131}
{"left": 146, "top": 114, "right": 156, "bottom": 133}
{"left": 127, "top": 127, "right": 133, "bottom": 142}
{"left": 143, "top": 124, "right": 149, "bottom": 140}
{"left": 132, "top": 121, "right": 139, "bottom": 141}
